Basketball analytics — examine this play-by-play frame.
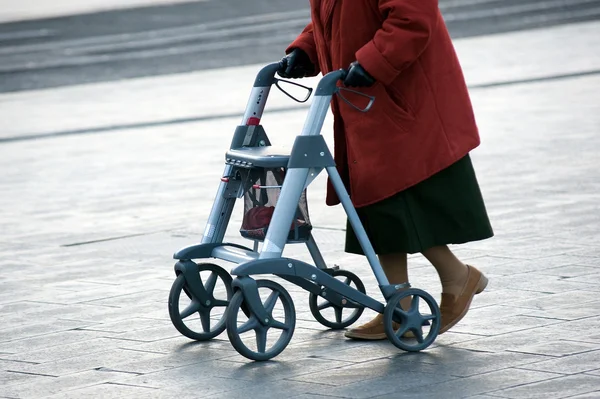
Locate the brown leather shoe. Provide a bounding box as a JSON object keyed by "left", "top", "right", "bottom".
{"left": 344, "top": 314, "right": 414, "bottom": 340}
{"left": 439, "top": 265, "right": 488, "bottom": 334}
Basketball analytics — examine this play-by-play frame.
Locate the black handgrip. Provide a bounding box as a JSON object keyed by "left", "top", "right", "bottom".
{"left": 277, "top": 59, "right": 348, "bottom": 83}
{"left": 278, "top": 58, "right": 288, "bottom": 75}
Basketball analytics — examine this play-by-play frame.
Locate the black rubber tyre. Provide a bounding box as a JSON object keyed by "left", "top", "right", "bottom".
{"left": 308, "top": 269, "right": 365, "bottom": 329}
{"left": 226, "top": 279, "right": 295, "bottom": 361}
{"left": 383, "top": 288, "right": 441, "bottom": 352}
{"left": 168, "top": 263, "right": 233, "bottom": 341}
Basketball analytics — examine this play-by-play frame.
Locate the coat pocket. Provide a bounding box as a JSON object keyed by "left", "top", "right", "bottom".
{"left": 336, "top": 83, "right": 412, "bottom": 135}
{"left": 383, "top": 84, "right": 416, "bottom": 121}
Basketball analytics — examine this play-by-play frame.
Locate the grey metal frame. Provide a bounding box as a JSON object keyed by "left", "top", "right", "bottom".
{"left": 174, "top": 62, "right": 410, "bottom": 323}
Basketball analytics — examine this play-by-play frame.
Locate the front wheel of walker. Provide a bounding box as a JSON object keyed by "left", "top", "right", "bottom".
{"left": 226, "top": 279, "right": 295, "bottom": 361}
{"left": 168, "top": 263, "right": 233, "bottom": 341}
{"left": 383, "top": 288, "right": 441, "bottom": 352}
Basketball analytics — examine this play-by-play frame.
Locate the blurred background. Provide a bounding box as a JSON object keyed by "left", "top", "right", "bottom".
{"left": 2, "top": 0, "right": 600, "bottom": 93}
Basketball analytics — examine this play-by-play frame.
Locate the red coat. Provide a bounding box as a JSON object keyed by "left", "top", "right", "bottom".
{"left": 286, "top": 0, "right": 481, "bottom": 208}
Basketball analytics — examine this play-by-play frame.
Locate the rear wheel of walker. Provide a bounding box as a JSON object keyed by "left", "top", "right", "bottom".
{"left": 168, "top": 263, "right": 233, "bottom": 341}
{"left": 308, "top": 269, "right": 365, "bottom": 329}
{"left": 383, "top": 288, "right": 441, "bottom": 352}
{"left": 226, "top": 280, "right": 295, "bottom": 361}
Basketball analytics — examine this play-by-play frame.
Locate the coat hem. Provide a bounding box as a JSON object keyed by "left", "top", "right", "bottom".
{"left": 326, "top": 147, "right": 476, "bottom": 208}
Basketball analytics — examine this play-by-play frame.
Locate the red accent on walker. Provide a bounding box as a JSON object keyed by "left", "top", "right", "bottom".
{"left": 246, "top": 117, "right": 260, "bottom": 125}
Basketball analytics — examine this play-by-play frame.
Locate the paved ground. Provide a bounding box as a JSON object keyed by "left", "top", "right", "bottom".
{"left": 1, "top": 8, "right": 600, "bottom": 399}
{"left": 2, "top": 0, "right": 600, "bottom": 92}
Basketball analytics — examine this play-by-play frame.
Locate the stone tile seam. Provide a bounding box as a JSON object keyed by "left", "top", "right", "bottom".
{"left": 3, "top": 369, "right": 58, "bottom": 378}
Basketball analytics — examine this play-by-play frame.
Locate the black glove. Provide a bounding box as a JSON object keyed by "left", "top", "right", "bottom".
{"left": 278, "top": 48, "right": 315, "bottom": 79}
{"left": 344, "top": 61, "right": 375, "bottom": 87}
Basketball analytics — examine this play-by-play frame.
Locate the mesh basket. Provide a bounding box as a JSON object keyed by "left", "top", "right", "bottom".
{"left": 240, "top": 167, "right": 312, "bottom": 242}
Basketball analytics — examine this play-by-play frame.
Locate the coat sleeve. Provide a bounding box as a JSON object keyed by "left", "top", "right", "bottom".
{"left": 285, "top": 22, "right": 321, "bottom": 76}
{"left": 355, "top": 0, "right": 439, "bottom": 86}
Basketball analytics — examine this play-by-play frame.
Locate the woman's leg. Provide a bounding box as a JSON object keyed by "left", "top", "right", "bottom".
{"left": 421, "top": 245, "right": 468, "bottom": 296}
{"left": 379, "top": 252, "right": 408, "bottom": 285}
{"left": 421, "top": 245, "right": 488, "bottom": 334}
{"left": 344, "top": 253, "right": 410, "bottom": 340}
{"left": 379, "top": 253, "right": 412, "bottom": 311}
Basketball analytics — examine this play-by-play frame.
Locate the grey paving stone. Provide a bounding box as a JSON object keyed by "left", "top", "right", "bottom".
{"left": 518, "top": 350, "right": 600, "bottom": 375}
{"left": 1, "top": 337, "right": 126, "bottom": 364}
{"left": 54, "top": 304, "right": 170, "bottom": 326}
{"left": 215, "top": 356, "right": 352, "bottom": 381}
{"left": 0, "top": 320, "right": 95, "bottom": 343}
{"left": 454, "top": 326, "right": 596, "bottom": 354}
{"left": 373, "top": 368, "right": 561, "bottom": 399}
{"left": 43, "top": 382, "right": 164, "bottom": 399}
{"left": 0, "top": 369, "right": 141, "bottom": 398}
{"left": 461, "top": 396, "right": 510, "bottom": 399}
{"left": 5, "top": 348, "right": 167, "bottom": 377}
{"left": 464, "top": 288, "right": 551, "bottom": 310}
{"left": 517, "top": 300, "right": 600, "bottom": 321}
{"left": 433, "top": 331, "right": 486, "bottom": 346}
{"left": 100, "top": 323, "right": 183, "bottom": 343}
{"left": 115, "top": 335, "right": 234, "bottom": 355}
{"left": 101, "top": 349, "right": 235, "bottom": 374}
{"left": 506, "top": 341, "right": 600, "bottom": 358}
{"left": 0, "top": 370, "right": 55, "bottom": 387}
{"left": 301, "top": 369, "right": 456, "bottom": 399}
{"left": 115, "top": 366, "right": 248, "bottom": 391}
{"left": 542, "top": 317, "right": 600, "bottom": 340}
{"left": 0, "top": 358, "right": 40, "bottom": 375}
{"left": 562, "top": 392, "right": 600, "bottom": 399}
{"left": 581, "top": 334, "right": 600, "bottom": 345}
{"left": 511, "top": 290, "right": 600, "bottom": 310}
{"left": 407, "top": 347, "right": 551, "bottom": 378}
{"left": 489, "top": 374, "right": 600, "bottom": 399}
{"left": 8, "top": 304, "right": 125, "bottom": 328}
{"left": 448, "top": 314, "right": 563, "bottom": 336}
{"left": 197, "top": 380, "right": 334, "bottom": 399}
{"left": 73, "top": 317, "right": 172, "bottom": 335}
{"left": 0, "top": 330, "right": 103, "bottom": 355}
{"left": 568, "top": 273, "right": 600, "bottom": 285}
{"left": 81, "top": 290, "right": 167, "bottom": 308}
{"left": 487, "top": 275, "right": 600, "bottom": 295}
{"left": 127, "top": 355, "right": 349, "bottom": 388}
{"left": 458, "top": 304, "right": 534, "bottom": 322}
{"left": 288, "top": 357, "right": 454, "bottom": 387}
{"left": 305, "top": 341, "right": 408, "bottom": 363}
{"left": 538, "top": 265, "right": 600, "bottom": 278}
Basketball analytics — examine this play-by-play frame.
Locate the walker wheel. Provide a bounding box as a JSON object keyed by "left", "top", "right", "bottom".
{"left": 308, "top": 269, "right": 365, "bottom": 329}
{"left": 226, "top": 279, "right": 295, "bottom": 361}
{"left": 383, "top": 288, "right": 441, "bottom": 352}
{"left": 168, "top": 263, "right": 233, "bottom": 341}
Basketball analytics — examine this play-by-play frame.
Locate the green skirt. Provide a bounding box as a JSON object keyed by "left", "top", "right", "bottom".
{"left": 345, "top": 155, "right": 493, "bottom": 255}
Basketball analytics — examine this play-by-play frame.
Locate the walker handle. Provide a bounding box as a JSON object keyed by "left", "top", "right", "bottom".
{"left": 241, "top": 62, "right": 349, "bottom": 126}
{"left": 252, "top": 61, "right": 287, "bottom": 88}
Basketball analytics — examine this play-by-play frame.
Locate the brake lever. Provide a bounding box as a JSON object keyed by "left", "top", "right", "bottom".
{"left": 274, "top": 78, "right": 313, "bottom": 103}
{"left": 336, "top": 87, "right": 375, "bottom": 113}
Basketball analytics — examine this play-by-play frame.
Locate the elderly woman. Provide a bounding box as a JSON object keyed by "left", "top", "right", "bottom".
{"left": 279, "top": 0, "right": 493, "bottom": 339}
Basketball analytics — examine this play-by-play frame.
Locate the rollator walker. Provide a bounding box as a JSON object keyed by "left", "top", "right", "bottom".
{"left": 168, "top": 61, "right": 441, "bottom": 361}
